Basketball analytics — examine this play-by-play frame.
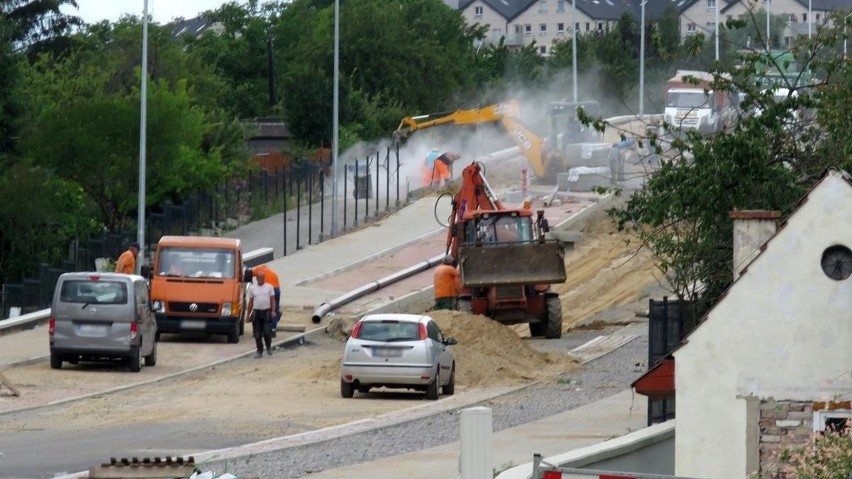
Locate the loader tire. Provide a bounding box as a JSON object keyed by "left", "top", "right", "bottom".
{"left": 545, "top": 296, "right": 563, "bottom": 339}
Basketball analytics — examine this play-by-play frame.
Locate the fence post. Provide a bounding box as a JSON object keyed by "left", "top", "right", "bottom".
{"left": 385, "top": 146, "right": 390, "bottom": 210}
{"left": 308, "top": 167, "right": 313, "bottom": 246}
{"left": 320, "top": 168, "right": 325, "bottom": 240}
{"left": 283, "top": 167, "right": 288, "bottom": 257}
{"left": 343, "top": 164, "right": 348, "bottom": 232}
{"left": 353, "top": 160, "right": 358, "bottom": 228}
{"left": 395, "top": 142, "right": 401, "bottom": 207}
{"left": 375, "top": 150, "right": 380, "bottom": 216}
{"left": 364, "top": 156, "right": 369, "bottom": 224}
{"left": 296, "top": 174, "right": 301, "bottom": 251}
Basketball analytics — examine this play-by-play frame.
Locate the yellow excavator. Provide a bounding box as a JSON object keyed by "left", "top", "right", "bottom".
{"left": 393, "top": 99, "right": 605, "bottom": 182}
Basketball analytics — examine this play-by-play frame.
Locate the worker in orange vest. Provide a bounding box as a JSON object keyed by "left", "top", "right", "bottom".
{"left": 253, "top": 265, "right": 281, "bottom": 336}
{"left": 115, "top": 242, "right": 140, "bottom": 274}
{"left": 433, "top": 255, "right": 460, "bottom": 310}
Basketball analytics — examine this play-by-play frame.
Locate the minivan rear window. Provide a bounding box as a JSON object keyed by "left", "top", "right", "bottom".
{"left": 60, "top": 280, "right": 128, "bottom": 305}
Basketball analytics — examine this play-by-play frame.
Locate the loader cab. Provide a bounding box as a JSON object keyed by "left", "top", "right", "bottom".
{"left": 465, "top": 211, "right": 534, "bottom": 245}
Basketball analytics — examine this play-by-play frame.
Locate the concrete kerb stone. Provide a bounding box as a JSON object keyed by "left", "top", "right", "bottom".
{"left": 0, "top": 326, "right": 326, "bottom": 418}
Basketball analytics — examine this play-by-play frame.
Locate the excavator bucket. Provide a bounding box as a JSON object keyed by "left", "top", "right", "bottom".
{"left": 459, "top": 240, "right": 567, "bottom": 288}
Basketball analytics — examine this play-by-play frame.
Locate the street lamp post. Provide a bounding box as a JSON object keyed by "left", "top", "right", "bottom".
{"left": 331, "top": 0, "right": 340, "bottom": 237}
{"left": 640, "top": 0, "right": 645, "bottom": 118}
{"left": 808, "top": 0, "right": 812, "bottom": 38}
{"left": 715, "top": 0, "right": 720, "bottom": 60}
{"left": 137, "top": 0, "right": 148, "bottom": 273}
{"left": 766, "top": 0, "right": 771, "bottom": 48}
{"left": 572, "top": 0, "right": 578, "bottom": 103}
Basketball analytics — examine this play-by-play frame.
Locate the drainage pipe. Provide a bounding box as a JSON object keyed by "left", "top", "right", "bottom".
{"left": 311, "top": 253, "right": 446, "bottom": 323}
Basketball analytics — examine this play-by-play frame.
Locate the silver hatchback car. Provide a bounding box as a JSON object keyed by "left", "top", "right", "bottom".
{"left": 340, "top": 313, "right": 457, "bottom": 400}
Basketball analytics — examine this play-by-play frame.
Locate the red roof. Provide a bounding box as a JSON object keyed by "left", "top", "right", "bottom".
{"left": 632, "top": 358, "right": 675, "bottom": 397}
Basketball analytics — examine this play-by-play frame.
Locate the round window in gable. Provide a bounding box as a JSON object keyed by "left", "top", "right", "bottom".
{"left": 821, "top": 245, "right": 852, "bottom": 280}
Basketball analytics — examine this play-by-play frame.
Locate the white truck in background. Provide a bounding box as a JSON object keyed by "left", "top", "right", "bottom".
{"left": 662, "top": 70, "right": 733, "bottom": 137}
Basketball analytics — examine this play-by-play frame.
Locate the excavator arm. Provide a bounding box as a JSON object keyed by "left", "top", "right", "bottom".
{"left": 394, "top": 101, "right": 549, "bottom": 178}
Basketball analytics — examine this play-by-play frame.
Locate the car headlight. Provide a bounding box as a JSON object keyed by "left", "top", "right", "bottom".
{"left": 153, "top": 300, "right": 165, "bottom": 313}
{"left": 221, "top": 303, "right": 232, "bottom": 317}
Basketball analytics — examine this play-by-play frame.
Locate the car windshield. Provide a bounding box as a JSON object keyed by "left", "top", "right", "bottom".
{"left": 157, "top": 247, "right": 236, "bottom": 278}
{"left": 356, "top": 321, "right": 420, "bottom": 342}
{"left": 60, "top": 280, "right": 128, "bottom": 305}
{"left": 668, "top": 91, "right": 710, "bottom": 109}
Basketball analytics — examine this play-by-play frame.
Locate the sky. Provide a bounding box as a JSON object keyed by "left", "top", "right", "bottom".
{"left": 66, "top": 0, "right": 236, "bottom": 25}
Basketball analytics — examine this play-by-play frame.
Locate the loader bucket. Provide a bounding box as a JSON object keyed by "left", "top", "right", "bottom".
{"left": 459, "top": 240, "right": 567, "bottom": 288}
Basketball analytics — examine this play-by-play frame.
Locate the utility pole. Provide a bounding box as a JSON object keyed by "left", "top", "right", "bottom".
{"left": 331, "top": 0, "right": 340, "bottom": 236}
{"left": 137, "top": 0, "right": 149, "bottom": 273}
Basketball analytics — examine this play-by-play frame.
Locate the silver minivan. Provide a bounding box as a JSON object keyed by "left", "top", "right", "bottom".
{"left": 49, "top": 272, "right": 158, "bottom": 372}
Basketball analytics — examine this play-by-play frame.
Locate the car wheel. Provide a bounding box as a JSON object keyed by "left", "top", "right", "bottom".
{"left": 50, "top": 352, "right": 62, "bottom": 370}
{"left": 442, "top": 364, "right": 455, "bottom": 396}
{"left": 545, "top": 296, "right": 563, "bottom": 339}
{"left": 426, "top": 371, "right": 440, "bottom": 400}
{"left": 457, "top": 298, "right": 473, "bottom": 314}
{"left": 144, "top": 340, "right": 158, "bottom": 367}
{"left": 128, "top": 346, "right": 142, "bottom": 372}
{"left": 227, "top": 322, "right": 240, "bottom": 344}
{"left": 340, "top": 379, "right": 355, "bottom": 399}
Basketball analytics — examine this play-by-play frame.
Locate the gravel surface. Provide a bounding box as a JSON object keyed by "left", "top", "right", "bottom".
{"left": 205, "top": 323, "right": 649, "bottom": 479}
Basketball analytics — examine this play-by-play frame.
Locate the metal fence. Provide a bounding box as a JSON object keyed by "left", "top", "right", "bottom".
{"left": 1, "top": 145, "right": 405, "bottom": 319}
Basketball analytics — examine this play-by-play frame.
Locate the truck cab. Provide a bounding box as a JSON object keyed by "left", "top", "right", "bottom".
{"left": 663, "top": 70, "right": 732, "bottom": 137}
{"left": 149, "top": 236, "right": 249, "bottom": 343}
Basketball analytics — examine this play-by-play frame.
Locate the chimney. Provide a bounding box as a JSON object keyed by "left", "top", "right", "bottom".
{"left": 729, "top": 210, "right": 781, "bottom": 280}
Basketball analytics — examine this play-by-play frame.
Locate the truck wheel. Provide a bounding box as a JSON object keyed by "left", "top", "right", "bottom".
{"left": 340, "top": 379, "right": 355, "bottom": 399}
{"left": 50, "top": 352, "right": 62, "bottom": 370}
{"left": 426, "top": 371, "right": 440, "bottom": 400}
{"left": 144, "top": 340, "right": 157, "bottom": 367}
{"left": 529, "top": 322, "right": 545, "bottom": 337}
{"left": 128, "top": 346, "right": 142, "bottom": 372}
{"left": 227, "top": 322, "right": 240, "bottom": 344}
{"left": 545, "top": 296, "right": 563, "bottom": 339}
{"left": 442, "top": 364, "right": 455, "bottom": 396}
{"left": 457, "top": 298, "right": 473, "bottom": 314}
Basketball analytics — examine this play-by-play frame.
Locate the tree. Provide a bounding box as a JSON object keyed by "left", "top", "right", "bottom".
{"left": 609, "top": 26, "right": 852, "bottom": 313}
{"left": 0, "top": 0, "right": 81, "bottom": 52}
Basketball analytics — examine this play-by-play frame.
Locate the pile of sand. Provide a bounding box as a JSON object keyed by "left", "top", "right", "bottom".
{"left": 317, "top": 312, "right": 578, "bottom": 389}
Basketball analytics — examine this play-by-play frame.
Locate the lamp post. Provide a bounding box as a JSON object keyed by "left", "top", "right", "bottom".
{"left": 572, "top": 0, "right": 578, "bottom": 103}
{"left": 766, "top": 0, "right": 771, "bottom": 48}
{"left": 137, "top": 0, "right": 148, "bottom": 272}
{"left": 715, "top": 0, "right": 720, "bottom": 60}
{"left": 640, "top": 0, "right": 645, "bottom": 118}
{"left": 808, "top": 0, "right": 812, "bottom": 38}
{"left": 331, "top": 0, "right": 340, "bottom": 237}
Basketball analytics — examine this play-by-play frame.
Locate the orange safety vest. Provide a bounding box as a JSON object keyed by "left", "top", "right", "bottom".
{"left": 433, "top": 264, "right": 459, "bottom": 298}
{"left": 253, "top": 265, "right": 281, "bottom": 289}
{"left": 115, "top": 250, "right": 136, "bottom": 274}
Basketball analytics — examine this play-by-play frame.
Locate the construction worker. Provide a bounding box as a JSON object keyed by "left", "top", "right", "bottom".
{"left": 433, "top": 255, "right": 460, "bottom": 310}
{"left": 253, "top": 265, "right": 281, "bottom": 336}
{"left": 115, "top": 242, "right": 140, "bottom": 274}
{"left": 422, "top": 148, "right": 441, "bottom": 187}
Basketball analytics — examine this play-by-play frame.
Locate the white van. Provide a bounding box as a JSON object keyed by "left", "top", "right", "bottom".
{"left": 49, "top": 272, "right": 159, "bottom": 372}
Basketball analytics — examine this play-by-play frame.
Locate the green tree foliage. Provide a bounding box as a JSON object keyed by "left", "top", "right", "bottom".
{"left": 0, "top": 0, "right": 81, "bottom": 55}
{"left": 0, "top": 17, "right": 20, "bottom": 160}
{"left": 609, "top": 26, "right": 851, "bottom": 311}
{"left": 0, "top": 161, "right": 90, "bottom": 281}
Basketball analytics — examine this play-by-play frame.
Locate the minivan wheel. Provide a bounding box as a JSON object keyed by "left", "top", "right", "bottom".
{"left": 50, "top": 352, "right": 62, "bottom": 370}
{"left": 144, "top": 340, "right": 158, "bottom": 367}
{"left": 426, "top": 372, "right": 440, "bottom": 400}
{"left": 340, "top": 379, "right": 355, "bottom": 399}
{"left": 128, "top": 346, "right": 142, "bottom": 372}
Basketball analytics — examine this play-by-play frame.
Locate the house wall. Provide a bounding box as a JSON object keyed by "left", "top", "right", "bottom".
{"left": 674, "top": 172, "right": 852, "bottom": 479}
{"left": 510, "top": 1, "right": 598, "bottom": 55}
{"left": 460, "top": 1, "right": 508, "bottom": 45}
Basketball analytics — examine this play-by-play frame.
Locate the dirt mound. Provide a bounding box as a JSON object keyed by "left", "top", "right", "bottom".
{"left": 430, "top": 310, "right": 578, "bottom": 387}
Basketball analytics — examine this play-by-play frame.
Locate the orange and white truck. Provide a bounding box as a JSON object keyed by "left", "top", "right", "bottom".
{"left": 149, "top": 236, "right": 250, "bottom": 343}
{"left": 662, "top": 70, "right": 733, "bottom": 136}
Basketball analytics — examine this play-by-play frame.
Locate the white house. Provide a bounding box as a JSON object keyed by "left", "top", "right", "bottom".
{"left": 672, "top": 169, "right": 852, "bottom": 478}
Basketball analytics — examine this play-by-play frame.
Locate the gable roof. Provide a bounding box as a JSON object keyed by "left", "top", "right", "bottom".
{"left": 170, "top": 16, "right": 213, "bottom": 38}
{"left": 459, "top": 0, "right": 537, "bottom": 21}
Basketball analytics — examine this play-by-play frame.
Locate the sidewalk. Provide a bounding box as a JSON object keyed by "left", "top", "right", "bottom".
{"left": 295, "top": 389, "right": 646, "bottom": 479}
